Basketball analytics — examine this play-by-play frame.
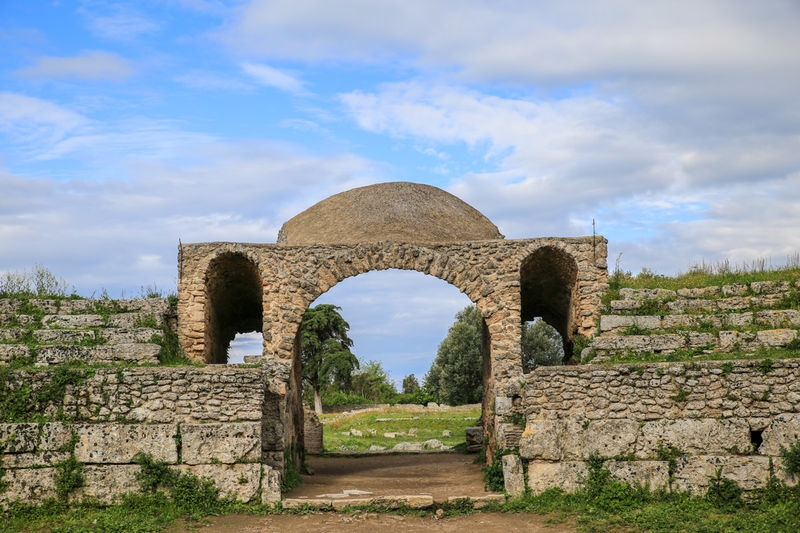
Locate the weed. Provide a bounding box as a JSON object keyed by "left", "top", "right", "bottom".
{"left": 779, "top": 438, "right": 800, "bottom": 480}
{"left": 706, "top": 467, "right": 742, "bottom": 510}
{"left": 655, "top": 442, "right": 685, "bottom": 484}
{"left": 53, "top": 455, "right": 84, "bottom": 501}
{"left": 671, "top": 387, "right": 689, "bottom": 402}
{"left": 721, "top": 361, "right": 735, "bottom": 374}
{"left": 506, "top": 412, "right": 525, "bottom": 428}
{"left": 482, "top": 447, "right": 513, "bottom": 492}
{"left": 757, "top": 359, "right": 774, "bottom": 374}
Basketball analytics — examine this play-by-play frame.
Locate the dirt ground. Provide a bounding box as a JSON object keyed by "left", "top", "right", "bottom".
{"left": 174, "top": 454, "right": 577, "bottom": 532}
{"left": 180, "top": 511, "right": 577, "bottom": 532}
{"left": 286, "top": 453, "right": 488, "bottom": 500}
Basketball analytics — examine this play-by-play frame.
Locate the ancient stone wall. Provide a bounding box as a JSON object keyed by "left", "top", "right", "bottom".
{"left": 520, "top": 359, "right": 800, "bottom": 494}
{"left": 176, "top": 237, "right": 609, "bottom": 457}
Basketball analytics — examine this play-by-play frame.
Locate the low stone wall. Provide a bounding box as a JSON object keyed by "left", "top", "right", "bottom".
{"left": 520, "top": 359, "right": 800, "bottom": 494}
{"left": 0, "top": 422, "right": 280, "bottom": 506}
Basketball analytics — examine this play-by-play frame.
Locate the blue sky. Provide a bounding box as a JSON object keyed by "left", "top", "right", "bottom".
{"left": 2, "top": 1, "right": 800, "bottom": 382}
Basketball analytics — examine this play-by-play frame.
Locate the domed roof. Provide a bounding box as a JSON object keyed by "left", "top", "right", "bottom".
{"left": 277, "top": 182, "right": 503, "bottom": 245}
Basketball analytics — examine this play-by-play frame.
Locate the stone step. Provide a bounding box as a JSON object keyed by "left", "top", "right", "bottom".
{"left": 34, "top": 344, "right": 160, "bottom": 366}
{"left": 0, "top": 344, "right": 30, "bottom": 363}
{"left": 0, "top": 314, "right": 35, "bottom": 327}
{"left": 0, "top": 297, "right": 171, "bottom": 316}
{"left": 41, "top": 312, "right": 165, "bottom": 329}
{"left": 610, "top": 293, "right": 785, "bottom": 313}
{"left": 600, "top": 309, "right": 800, "bottom": 334}
{"left": 617, "top": 280, "right": 798, "bottom": 302}
{"left": 589, "top": 329, "right": 799, "bottom": 357}
{"left": 0, "top": 327, "right": 160, "bottom": 345}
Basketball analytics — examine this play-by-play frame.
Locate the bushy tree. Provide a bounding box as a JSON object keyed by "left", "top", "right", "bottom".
{"left": 424, "top": 305, "right": 483, "bottom": 405}
{"left": 300, "top": 304, "right": 359, "bottom": 414}
{"left": 521, "top": 318, "right": 564, "bottom": 369}
{"left": 402, "top": 374, "right": 420, "bottom": 394}
{"left": 350, "top": 360, "right": 396, "bottom": 402}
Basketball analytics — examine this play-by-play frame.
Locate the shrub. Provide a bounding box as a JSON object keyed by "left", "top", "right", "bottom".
{"left": 780, "top": 438, "right": 800, "bottom": 480}
{"left": 706, "top": 467, "right": 742, "bottom": 509}
{"left": 54, "top": 456, "right": 84, "bottom": 501}
{"left": 482, "top": 448, "right": 512, "bottom": 492}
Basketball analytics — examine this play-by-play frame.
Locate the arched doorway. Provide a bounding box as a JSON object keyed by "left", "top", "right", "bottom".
{"left": 204, "top": 252, "right": 263, "bottom": 364}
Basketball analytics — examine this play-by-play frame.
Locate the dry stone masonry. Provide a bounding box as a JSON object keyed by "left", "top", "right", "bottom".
{"left": 4, "top": 182, "right": 800, "bottom": 508}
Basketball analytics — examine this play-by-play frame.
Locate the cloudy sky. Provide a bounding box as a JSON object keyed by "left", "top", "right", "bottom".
{"left": 2, "top": 1, "right": 799, "bottom": 380}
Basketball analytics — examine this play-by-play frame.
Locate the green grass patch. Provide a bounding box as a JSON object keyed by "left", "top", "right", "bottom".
{"left": 320, "top": 405, "right": 480, "bottom": 452}
{"left": 610, "top": 263, "right": 800, "bottom": 291}
{"left": 598, "top": 345, "right": 800, "bottom": 365}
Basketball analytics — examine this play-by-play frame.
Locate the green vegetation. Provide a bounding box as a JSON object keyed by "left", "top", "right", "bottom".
{"left": 0, "top": 264, "right": 78, "bottom": 299}
{"left": 609, "top": 253, "right": 800, "bottom": 291}
{"left": 598, "top": 344, "right": 800, "bottom": 365}
{"left": 482, "top": 447, "right": 513, "bottom": 492}
{"left": 521, "top": 319, "right": 564, "bottom": 368}
{"left": 424, "top": 305, "right": 484, "bottom": 405}
{"left": 320, "top": 405, "right": 480, "bottom": 452}
{"left": 300, "top": 304, "right": 359, "bottom": 414}
{"left": 0, "top": 364, "right": 95, "bottom": 422}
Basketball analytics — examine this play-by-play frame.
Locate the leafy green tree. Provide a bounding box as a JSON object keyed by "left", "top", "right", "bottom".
{"left": 300, "top": 304, "right": 359, "bottom": 414}
{"left": 402, "top": 374, "right": 420, "bottom": 394}
{"left": 424, "top": 305, "right": 483, "bottom": 405}
{"left": 521, "top": 318, "right": 564, "bottom": 369}
{"left": 351, "top": 360, "right": 397, "bottom": 402}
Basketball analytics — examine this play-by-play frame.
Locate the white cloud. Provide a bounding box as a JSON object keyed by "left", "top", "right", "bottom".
{"left": 16, "top": 51, "right": 133, "bottom": 81}
{"left": 82, "top": 5, "right": 159, "bottom": 40}
{"left": 240, "top": 62, "right": 307, "bottom": 94}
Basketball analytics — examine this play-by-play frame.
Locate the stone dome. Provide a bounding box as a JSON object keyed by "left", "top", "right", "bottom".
{"left": 277, "top": 182, "right": 503, "bottom": 245}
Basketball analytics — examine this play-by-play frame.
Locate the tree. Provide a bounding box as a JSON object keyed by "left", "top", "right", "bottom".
{"left": 424, "top": 305, "right": 483, "bottom": 405}
{"left": 300, "top": 304, "right": 359, "bottom": 414}
{"left": 402, "top": 374, "right": 420, "bottom": 394}
{"left": 351, "top": 360, "right": 396, "bottom": 402}
{"left": 521, "top": 318, "right": 564, "bottom": 369}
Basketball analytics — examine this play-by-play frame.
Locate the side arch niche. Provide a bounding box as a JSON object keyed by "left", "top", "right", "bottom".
{"left": 204, "top": 252, "right": 263, "bottom": 364}
{"left": 520, "top": 246, "right": 579, "bottom": 360}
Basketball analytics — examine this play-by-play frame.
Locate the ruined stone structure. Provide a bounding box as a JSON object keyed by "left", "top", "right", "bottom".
{"left": 4, "top": 182, "right": 799, "bottom": 508}
{"left": 175, "top": 182, "right": 609, "bottom": 463}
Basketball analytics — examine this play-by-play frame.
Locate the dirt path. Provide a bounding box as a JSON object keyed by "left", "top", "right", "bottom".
{"left": 287, "top": 453, "right": 488, "bottom": 500}
{"left": 179, "top": 511, "right": 577, "bottom": 532}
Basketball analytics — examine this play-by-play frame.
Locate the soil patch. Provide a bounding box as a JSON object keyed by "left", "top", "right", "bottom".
{"left": 287, "top": 453, "right": 487, "bottom": 501}
{"left": 178, "top": 511, "right": 577, "bottom": 532}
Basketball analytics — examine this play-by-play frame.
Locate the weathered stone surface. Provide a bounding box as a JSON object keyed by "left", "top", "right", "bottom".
{"left": 465, "top": 426, "right": 483, "bottom": 452}
{"left": 619, "top": 288, "right": 676, "bottom": 301}
{"left": 73, "top": 424, "right": 178, "bottom": 464}
{"left": 43, "top": 314, "right": 105, "bottom": 328}
{"left": 638, "top": 419, "right": 751, "bottom": 456}
{"left": 756, "top": 328, "right": 798, "bottom": 347}
{"left": 75, "top": 465, "right": 140, "bottom": 504}
{"left": 35, "top": 344, "right": 160, "bottom": 366}
{"left": 519, "top": 420, "right": 561, "bottom": 460}
{"left": 32, "top": 329, "right": 95, "bottom": 344}
{"left": 303, "top": 410, "right": 323, "bottom": 454}
{"left": 2, "top": 451, "right": 69, "bottom": 468}
{"left": 39, "top": 423, "right": 75, "bottom": 451}
{"left": 0, "top": 423, "right": 40, "bottom": 453}
{"left": 0, "top": 344, "right": 30, "bottom": 362}
{"left": 392, "top": 442, "right": 423, "bottom": 452}
{"left": 262, "top": 465, "right": 281, "bottom": 504}
{"left": 107, "top": 312, "right": 164, "bottom": 328}
{"left": 102, "top": 328, "right": 161, "bottom": 344}
{"left": 181, "top": 423, "right": 261, "bottom": 465}
{"left": 761, "top": 414, "right": 800, "bottom": 456}
{"left": 502, "top": 454, "right": 525, "bottom": 496}
{"left": 527, "top": 460, "right": 669, "bottom": 494}
{"left": 178, "top": 463, "right": 262, "bottom": 503}
{"left": 520, "top": 418, "right": 638, "bottom": 460}
{"left": 0, "top": 467, "right": 56, "bottom": 504}
{"left": 672, "top": 456, "right": 787, "bottom": 494}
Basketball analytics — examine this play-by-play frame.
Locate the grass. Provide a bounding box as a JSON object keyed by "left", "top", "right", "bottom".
{"left": 609, "top": 253, "right": 800, "bottom": 292}
{"left": 319, "top": 405, "right": 480, "bottom": 452}
{"left": 598, "top": 345, "right": 800, "bottom": 365}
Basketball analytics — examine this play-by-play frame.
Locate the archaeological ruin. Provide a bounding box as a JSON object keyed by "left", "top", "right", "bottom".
{"left": 1, "top": 181, "right": 798, "bottom": 507}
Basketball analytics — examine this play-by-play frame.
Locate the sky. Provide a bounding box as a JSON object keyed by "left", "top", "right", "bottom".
{"left": 2, "top": 1, "right": 799, "bottom": 382}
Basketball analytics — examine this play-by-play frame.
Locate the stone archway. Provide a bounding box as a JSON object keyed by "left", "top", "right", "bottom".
{"left": 176, "top": 182, "right": 609, "bottom": 475}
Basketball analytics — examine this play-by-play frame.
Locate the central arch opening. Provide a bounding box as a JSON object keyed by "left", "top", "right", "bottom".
{"left": 288, "top": 268, "right": 491, "bottom": 501}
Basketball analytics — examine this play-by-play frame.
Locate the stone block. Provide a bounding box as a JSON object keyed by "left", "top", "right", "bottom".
{"left": 42, "top": 314, "right": 105, "bottom": 328}
{"left": 73, "top": 424, "right": 178, "bottom": 464}
{"left": 672, "top": 456, "right": 779, "bottom": 494}
{"left": 108, "top": 312, "right": 164, "bottom": 328}
{"left": 0, "top": 467, "right": 56, "bottom": 505}
{"left": 722, "top": 284, "right": 749, "bottom": 296}
{"left": 502, "top": 454, "right": 525, "bottom": 496}
{"left": 527, "top": 461, "right": 587, "bottom": 493}
{"left": 88, "top": 344, "right": 161, "bottom": 364}
{"left": 0, "top": 423, "right": 40, "bottom": 453}
{"left": 0, "top": 329, "right": 24, "bottom": 342}
{"left": 608, "top": 461, "right": 669, "bottom": 490}
{"left": 0, "top": 344, "right": 30, "bottom": 363}
{"left": 177, "top": 463, "right": 262, "bottom": 503}
{"left": 181, "top": 422, "right": 261, "bottom": 465}
{"left": 600, "top": 315, "right": 634, "bottom": 332}
{"left": 33, "top": 329, "right": 94, "bottom": 344}
{"left": 638, "top": 419, "right": 751, "bottom": 456}
{"left": 576, "top": 419, "right": 639, "bottom": 459}
{"left": 756, "top": 309, "right": 800, "bottom": 327}
{"left": 619, "top": 288, "right": 676, "bottom": 300}
{"left": 2, "top": 450, "right": 70, "bottom": 468}
{"left": 262, "top": 465, "right": 281, "bottom": 505}
{"left": 755, "top": 329, "right": 797, "bottom": 347}
{"left": 103, "top": 328, "right": 161, "bottom": 344}
{"left": 688, "top": 332, "right": 716, "bottom": 349}
{"left": 75, "top": 465, "right": 140, "bottom": 504}
{"left": 465, "top": 426, "right": 483, "bottom": 451}
{"left": 0, "top": 314, "right": 34, "bottom": 327}
{"left": 519, "top": 419, "right": 562, "bottom": 460}
{"left": 760, "top": 414, "right": 800, "bottom": 456}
